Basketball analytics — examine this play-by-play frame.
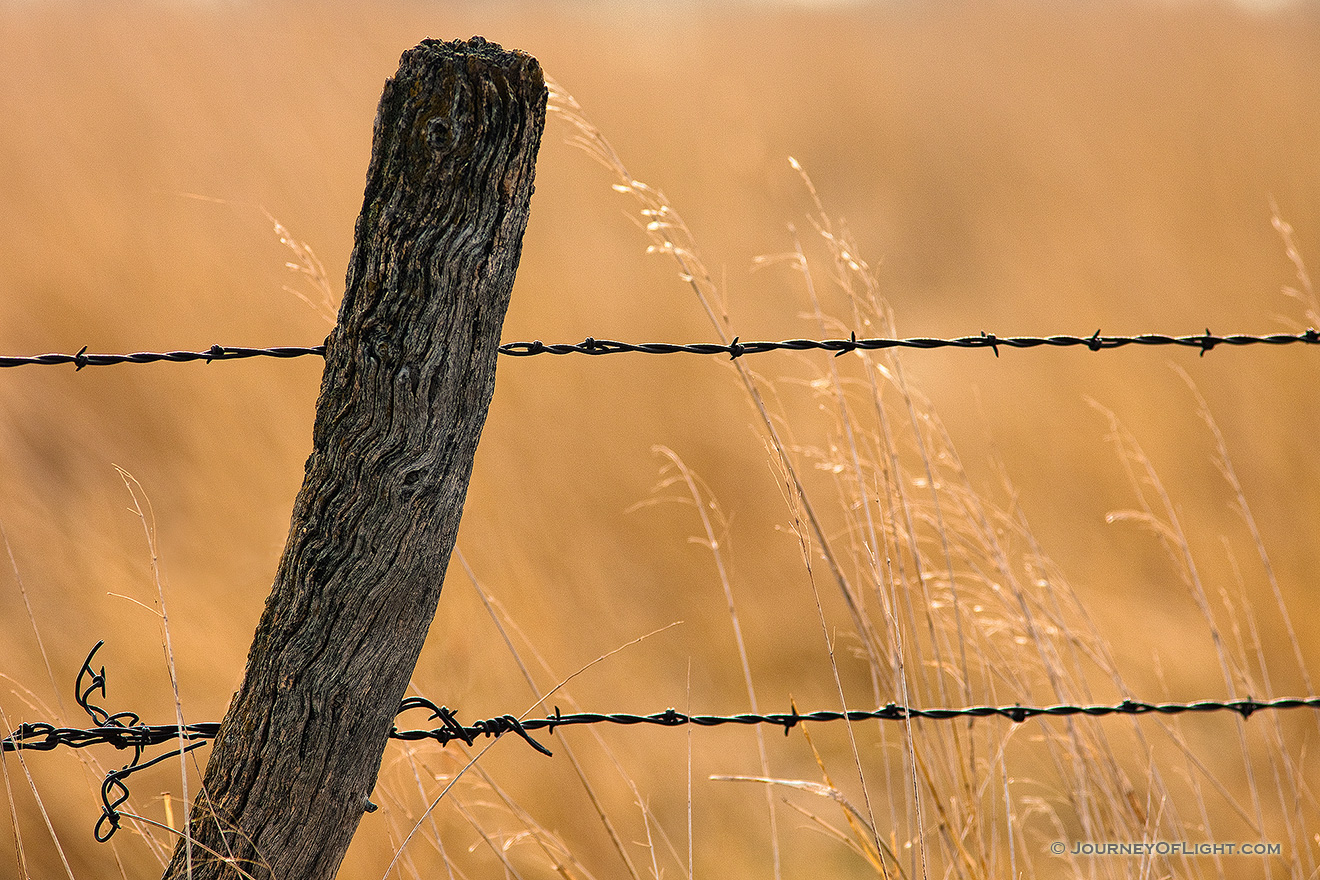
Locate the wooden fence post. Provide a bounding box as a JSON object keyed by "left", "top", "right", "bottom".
{"left": 161, "top": 37, "right": 546, "bottom": 880}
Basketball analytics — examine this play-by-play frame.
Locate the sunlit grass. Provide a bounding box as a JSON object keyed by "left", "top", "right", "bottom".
{"left": 1, "top": 3, "right": 1317, "bottom": 878}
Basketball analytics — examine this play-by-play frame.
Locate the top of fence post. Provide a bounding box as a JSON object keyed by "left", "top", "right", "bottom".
{"left": 160, "top": 37, "right": 546, "bottom": 880}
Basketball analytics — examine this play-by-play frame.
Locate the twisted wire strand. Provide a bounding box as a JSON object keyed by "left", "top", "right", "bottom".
{"left": 0, "top": 344, "right": 326, "bottom": 370}
{"left": 1, "top": 329, "right": 1316, "bottom": 370}
{"left": 390, "top": 696, "right": 1320, "bottom": 753}
{"left": 11, "top": 695, "right": 1312, "bottom": 759}
{"left": 498, "top": 329, "right": 1320, "bottom": 358}
{"left": 6, "top": 645, "right": 1316, "bottom": 841}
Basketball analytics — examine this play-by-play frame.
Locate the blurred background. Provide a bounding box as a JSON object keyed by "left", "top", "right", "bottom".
{"left": 1, "top": 1, "right": 1318, "bottom": 878}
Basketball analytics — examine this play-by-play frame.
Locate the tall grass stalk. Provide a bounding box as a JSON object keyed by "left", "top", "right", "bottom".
{"left": 542, "top": 80, "right": 1312, "bottom": 879}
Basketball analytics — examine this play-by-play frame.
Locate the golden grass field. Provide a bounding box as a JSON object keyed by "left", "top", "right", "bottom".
{"left": 1, "top": 1, "right": 1319, "bottom": 878}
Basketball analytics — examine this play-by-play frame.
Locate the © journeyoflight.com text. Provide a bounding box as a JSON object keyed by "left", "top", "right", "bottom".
{"left": 1053, "top": 840, "right": 1281, "bottom": 856}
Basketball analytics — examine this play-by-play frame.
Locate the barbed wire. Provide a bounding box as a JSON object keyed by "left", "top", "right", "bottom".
{"left": 391, "top": 694, "right": 1320, "bottom": 747}
{"left": 0, "top": 329, "right": 1317, "bottom": 370}
{"left": 498, "top": 329, "right": 1320, "bottom": 358}
{"left": 4, "top": 644, "right": 1318, "bottom": 841}
{"left": 0, "top": 643, "right": 217, "bottom": 841}
{"left": 0, "top": 344, "right": 326, "bottom": 370}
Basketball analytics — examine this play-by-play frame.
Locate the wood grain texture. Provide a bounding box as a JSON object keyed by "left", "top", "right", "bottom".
{"left": 161, "top": 37, "right": 546, "bottom": 880}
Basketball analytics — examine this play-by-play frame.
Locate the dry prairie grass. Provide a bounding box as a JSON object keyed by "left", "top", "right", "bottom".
{"left": 0, "top": 2, "right": 1318, "bottom": 878}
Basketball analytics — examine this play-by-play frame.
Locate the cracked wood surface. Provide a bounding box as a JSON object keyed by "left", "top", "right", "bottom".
{"left": 161, "top": 37, "right": 546, "bottom": 880}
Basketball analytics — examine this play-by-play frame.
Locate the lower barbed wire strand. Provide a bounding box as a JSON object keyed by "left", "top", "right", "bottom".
{"left": 8, "top": 696, "right": 1317, "bottom": 757}
{"left": 383, "top": 696, "right": 1320, "bottom": 753}
{"left": 7, "top": 688, "right": 1316, "bottom": 840}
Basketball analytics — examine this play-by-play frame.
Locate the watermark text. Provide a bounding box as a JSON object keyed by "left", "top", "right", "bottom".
{"left": 1050, "top": 840, "right": 1281, "bottom": 857}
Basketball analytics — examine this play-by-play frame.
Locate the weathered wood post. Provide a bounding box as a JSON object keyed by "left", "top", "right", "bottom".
{"left": 161, "top": 38, "right": 546, "bottom": 880}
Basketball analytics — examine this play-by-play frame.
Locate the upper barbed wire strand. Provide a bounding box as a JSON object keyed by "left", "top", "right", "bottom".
{"left": 1, "top": 329, "right": 1318, "bottom": 370}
